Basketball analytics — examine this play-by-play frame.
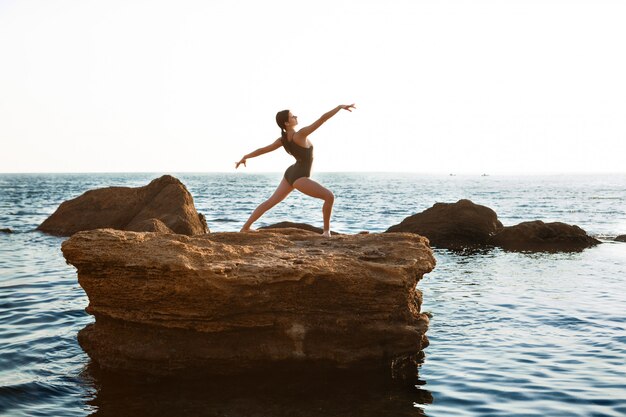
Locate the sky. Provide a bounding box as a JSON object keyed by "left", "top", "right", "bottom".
{"left": 1, "top": 0, "right": 625, "bottom": 174}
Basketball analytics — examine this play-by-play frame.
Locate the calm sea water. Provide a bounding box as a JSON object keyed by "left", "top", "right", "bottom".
{"left": 1, "top": 172, "right": 625, "bottom": 417}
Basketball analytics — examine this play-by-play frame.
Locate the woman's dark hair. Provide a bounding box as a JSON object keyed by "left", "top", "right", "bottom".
{"left": 276, "top": 109, "right": 293, "bottom": 155}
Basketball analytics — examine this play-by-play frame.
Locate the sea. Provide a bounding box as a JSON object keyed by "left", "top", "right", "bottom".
{"left": 1, "top": 172, "right": 625, "bottom": 417}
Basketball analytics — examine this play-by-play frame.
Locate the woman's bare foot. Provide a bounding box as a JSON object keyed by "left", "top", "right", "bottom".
{"left": 322, "top": 230, "right": 331, "bottom": 238}
{"left": 240, "top": 227, "right": 255, "bottom": 232}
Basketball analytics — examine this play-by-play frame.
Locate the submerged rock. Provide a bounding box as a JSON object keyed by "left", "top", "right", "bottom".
{"left": 0, "top": 228, "right": 13, "bottom": 234}
{"left": 260, "top": 221, "right": 339, "bottom": 235}
{"left": 489, "top": 221, "right": 600, "bottom": 252}
{"left": 37, "top": 175, "right": 208, "bottom": 236}
{"left": 62, "top": 228, "right": 435, "bottom": 377}
{"left": 615, "top": 235, "right": 626, "bottom": 242}
{"left": 386, "top": 199, "right": 503, "bottom": 249}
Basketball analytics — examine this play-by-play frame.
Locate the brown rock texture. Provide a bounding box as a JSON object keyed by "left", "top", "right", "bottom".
{"left": 615, "top": 235, "right": 626, "bottom": 242}
{"left": 61, "top": 228, "right": 435, "bottom": 377}
{"left": 126, "top": 218, "right": 174, "bottom": 234}
{"left": 490, "top": 220, "right": 601, "bottom": 252}
{"left": 386, "top": 199, "right": 503, "bottom": 249}
{"left": 260, "top": 221, "right": 340, "bottom": 235}
{"left": 37, "top": 175, "right": 208, "bottom": 236}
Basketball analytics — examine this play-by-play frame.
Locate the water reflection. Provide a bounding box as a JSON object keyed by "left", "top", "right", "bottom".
{"left": 83, "top": 363, "right": 433, "bottom": 417}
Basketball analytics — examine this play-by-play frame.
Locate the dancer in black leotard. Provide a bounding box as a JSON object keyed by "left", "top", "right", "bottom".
{"left": 282, "top": 136, "right": 314, "bottom": 186}
{"left": 236, "top": 104, "right": 355, "bottom": 237}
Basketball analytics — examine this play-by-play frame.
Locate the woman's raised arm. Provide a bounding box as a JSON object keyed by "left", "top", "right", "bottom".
{"left": 297, "top": 104, "right": 356, "bottom": 137}
{"left": 235, "top": 138, "right": 283, "bottom": 169}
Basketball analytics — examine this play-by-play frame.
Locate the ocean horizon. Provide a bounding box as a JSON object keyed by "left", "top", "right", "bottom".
{"left": 2, "top": 171, "right": 626, "bottom": 175}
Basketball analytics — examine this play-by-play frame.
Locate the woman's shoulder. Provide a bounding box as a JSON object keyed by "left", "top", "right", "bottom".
{"left": 292, "top": 131, "right": 309, "bottom": 144}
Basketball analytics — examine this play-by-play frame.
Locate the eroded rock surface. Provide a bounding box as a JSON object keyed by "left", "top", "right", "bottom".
{"left": 386, "top": 199, "right": 503, "bottom": 249}
{"left": 62, "top": 228, "right": 435, "bottom": 377}
{"left": 38, "top": 175, "right": 208, "bottom": 236}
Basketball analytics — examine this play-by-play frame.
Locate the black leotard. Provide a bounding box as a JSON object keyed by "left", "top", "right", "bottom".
{"left": 282, "top": 137, "right": 314, "bottom": 186}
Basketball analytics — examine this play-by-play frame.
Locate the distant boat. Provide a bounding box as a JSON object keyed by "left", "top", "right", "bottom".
{"left": 481, "top": 173, "right": 489, "bottom": 177}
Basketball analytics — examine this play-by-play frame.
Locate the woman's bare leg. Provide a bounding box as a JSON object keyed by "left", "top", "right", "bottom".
{"left": 292, "top": 177, "right": 335, "bottom": 236}
{"left": 241, "top": 178, "right": 294, "bottom": 232}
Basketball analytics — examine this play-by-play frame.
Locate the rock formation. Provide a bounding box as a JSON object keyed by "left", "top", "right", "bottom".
{"left": 490, "top": 220, "right": 601, "bottom": 252}
{"left": 38, "top": 175, "right": 208, "bottom": 236}
{"left": 0, "top": 228, "right": 12, "bottom": 234}
{"left": 260, "top": 221, "right": 339, "bottom": 235}
{"left": 614, "top": 235, "right": 626, "bottom": 242}
{"left": 386, "top": 199, "right": 599, "bottom": 252}
{"left": 62, "top": 228, "right": 435, "bottom": 377}
{"left": 386, "top": 199, "right": 503, "bottom": 249}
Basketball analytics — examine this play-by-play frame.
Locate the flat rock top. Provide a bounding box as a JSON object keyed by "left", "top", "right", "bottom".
{"left": 62, "top": 228, "right": 435, "bottom": 283}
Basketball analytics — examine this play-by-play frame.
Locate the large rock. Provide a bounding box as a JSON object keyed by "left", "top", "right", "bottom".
{"left": 615, "top": 235, "right": 626, "bottom": 242}
{"left": 386, "top": 199, "right": 503, "bottom": 249}
{"left": 61, "top": 228, "right": 435, "bottom": 377}
{"left": 38, "top": 175, "right": 208, "bottom": 236}
{"left": 490, "top": 221, "right": 600, "bottom": 252}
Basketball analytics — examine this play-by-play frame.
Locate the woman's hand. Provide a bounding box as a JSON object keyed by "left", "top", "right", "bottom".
{"left": 339, "top": 104, "right": 356, "bottom": 112}
{"left": 235, "top": 157, "right": 247, "bottom": 169}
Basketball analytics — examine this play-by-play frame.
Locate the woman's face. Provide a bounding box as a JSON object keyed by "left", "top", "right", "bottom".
{"left": 287, "top": 111, "right": 298, "bottom": 128}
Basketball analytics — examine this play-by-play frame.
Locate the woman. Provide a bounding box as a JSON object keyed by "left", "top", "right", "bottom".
{"left": 236, "top": 104, "right": 356, "bottom": 237}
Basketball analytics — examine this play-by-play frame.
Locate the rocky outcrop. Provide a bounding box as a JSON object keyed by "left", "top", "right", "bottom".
{"left": 0, "top": 228, "right": 12, "bottom": 234}
{"left": 62, "top": 228, "right": 435, "bottom": 377}
{"left": 38, "top": 175, "right": 208, "bottom": 236}
{"left": 490, "top": 221, "right": 601, "bottom": 252}
{"left": 386, "top": 199, "right": 599, "bottom": 252}
{"left": 126, "top": 218, "right": 173, "bottom": 234}
{"left": 386, "top": 199, "right": 503, "bottom": 250}
{"left": 260, "top": 221, "right": 339, "bottom": 235}
{"left": 615, "top": 235, "right": 626, "bottom": 242}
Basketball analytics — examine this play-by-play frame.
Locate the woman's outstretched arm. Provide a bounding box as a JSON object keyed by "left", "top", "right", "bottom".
{"left": 235, "top": 137, "right": 283, "bottom": 168}
{"left": 298, "top": 104, "right": 355, "bottom": 137}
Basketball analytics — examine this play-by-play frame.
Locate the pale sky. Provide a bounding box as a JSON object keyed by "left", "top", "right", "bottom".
{"left": 1, "top": 0, "right": 625, "bottom": 174}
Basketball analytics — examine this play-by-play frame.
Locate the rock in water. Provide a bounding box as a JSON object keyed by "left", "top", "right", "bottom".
{"left": 489, "top": 220, "right": 600, "bottom": 252}
{"left": 0, "top": 228, "right": 13, "bottom": 234}
{"left": 615, "top": 235, "right": 626, "bottom": 242}
{"left": 37, "top": 175, "right": 208, "bottom": 236}
{"left": 126, "top": 218, "right": 174, "bottom": 234}
{"left": 386, "top": 199, "right": 503, "bottom": 249}
{"left": 260, "top": 221, "right": 339, "bottom": 235}
{"left": 61, "top": 228, "right": 435, "bottom": 377}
